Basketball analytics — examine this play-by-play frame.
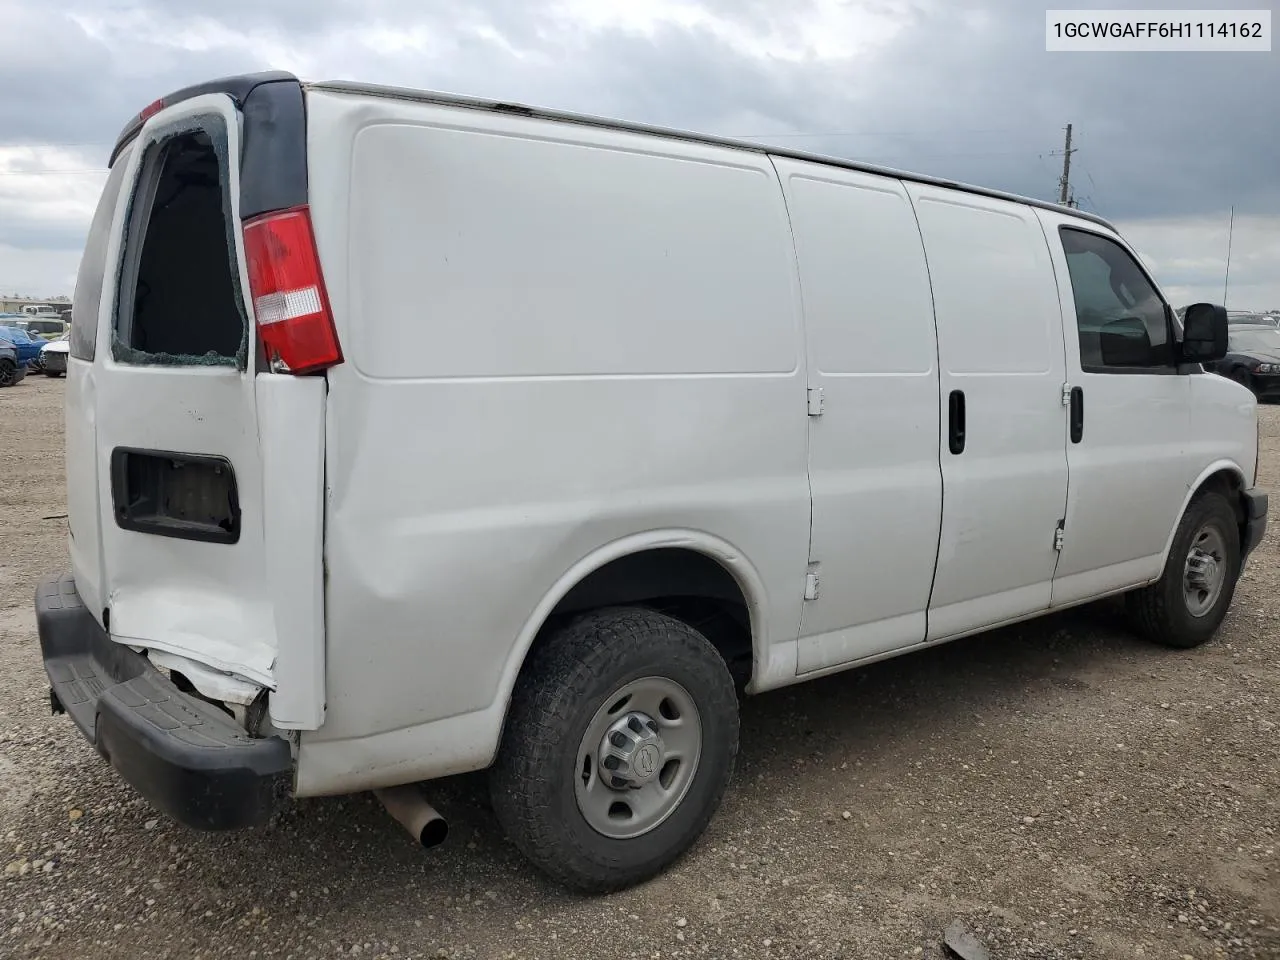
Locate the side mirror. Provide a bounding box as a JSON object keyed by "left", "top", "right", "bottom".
{"left": 1099, "top": 317, "right": 1154, "bottom": 367}
{"left": 1180, "top": 303, "right": 1228, "bottom": 363}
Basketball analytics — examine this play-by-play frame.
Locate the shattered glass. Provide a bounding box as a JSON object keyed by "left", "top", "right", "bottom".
{"left": 111, "top": 111, "right": 249, "bottom": 370}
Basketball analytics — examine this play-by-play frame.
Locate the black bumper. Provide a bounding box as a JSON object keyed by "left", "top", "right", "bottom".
{"left": 1243, "top": 488, "right": 1268, "bottom": 558}
{"left": 34, "top": 574, "right": 291, "bottom": 830}
{"left": 42, "top": 351, "right": 66, "bottom": 373}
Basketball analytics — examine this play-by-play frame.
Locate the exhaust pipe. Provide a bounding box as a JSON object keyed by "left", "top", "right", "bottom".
{"left": 374, "top": 784, "right": 449, "bottom": 849}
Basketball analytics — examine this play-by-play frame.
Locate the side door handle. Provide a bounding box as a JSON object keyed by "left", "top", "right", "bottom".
{"left": 948, "top": 389, "right": 966, "bottom": 455}
{"left": 1069, "top": 386, "right": 1084, "bottom": 444}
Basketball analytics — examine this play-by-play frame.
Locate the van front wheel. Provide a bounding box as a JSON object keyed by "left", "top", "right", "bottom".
{"left": 490, "top": 607, "right": 739, "bottom": 893}
{"left": 1127, "top": 491, "right": 1241, "bottom": 649}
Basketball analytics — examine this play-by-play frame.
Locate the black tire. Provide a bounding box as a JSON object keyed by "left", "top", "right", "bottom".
{"left": 490, "top": 607, "right": 739, "bottom": 893}
{"left": 1126, "top": 492, "right": 1241, "bottom": 649}
{"left": 0, "top": 358, "right": 15, "bottom": 388}
{"left": 44, "top": 370, "right": 63, "bottom": 378}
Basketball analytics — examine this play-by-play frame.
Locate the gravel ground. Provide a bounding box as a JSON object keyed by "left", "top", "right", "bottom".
{"left": 1, "top": 374, "right": 1278, "bottom": 960}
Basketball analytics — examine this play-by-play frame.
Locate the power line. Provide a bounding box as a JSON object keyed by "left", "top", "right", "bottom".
{"left": 1224, "top": 205, "right": 1235, "bottom": 308}
{"left": 0, "top": 140, "right": 112, "bottom": 149}
{"left": 1076, "top": 160, "right": 1107, "bottom": 213}
{"left": 0, "top": 169, "right": 104, "bottom": 176}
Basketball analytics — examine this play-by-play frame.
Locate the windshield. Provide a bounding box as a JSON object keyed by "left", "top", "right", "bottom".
{"left": 1228, "top": 325, "right": 1280, "bottom": 353}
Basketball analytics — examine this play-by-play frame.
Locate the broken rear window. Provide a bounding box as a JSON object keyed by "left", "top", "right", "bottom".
{"left": 113, "top": 118, "right": 247, "bottom": 367}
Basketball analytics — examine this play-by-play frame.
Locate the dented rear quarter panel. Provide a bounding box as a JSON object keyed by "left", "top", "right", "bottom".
{"left": 294, "top": 88, "right": 813, "bottom": 796}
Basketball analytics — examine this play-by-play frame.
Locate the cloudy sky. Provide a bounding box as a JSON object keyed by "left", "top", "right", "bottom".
{"left": 1, "top": 0, "right": 1276, "bottom": 309}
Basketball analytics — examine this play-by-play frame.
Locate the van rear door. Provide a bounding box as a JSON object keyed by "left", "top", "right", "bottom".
{"left": 66, "top": 76, "right": 330, "bottom": 730}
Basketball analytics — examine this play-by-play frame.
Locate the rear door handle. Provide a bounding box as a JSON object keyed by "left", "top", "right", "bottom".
{"left": 948, "top": 389, "right": 966, "bottom": 455}
{"left": 1069, "top": 386, "right": 1084, "bottom": 444}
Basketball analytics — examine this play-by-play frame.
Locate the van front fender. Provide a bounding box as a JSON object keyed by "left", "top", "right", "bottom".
{"left": 1156, "top": 459, "right": 1250, "bottom": 573}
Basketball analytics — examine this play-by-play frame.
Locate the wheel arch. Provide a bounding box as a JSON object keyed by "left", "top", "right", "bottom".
{"left": 493, "top": 531, "right": 769, "bottom": 739}
{"left": 1228, "top": 363, "right": 1252, "bottom": 383}
{"left": 1157, "top": 461, "right": 1250, "bottom": 570}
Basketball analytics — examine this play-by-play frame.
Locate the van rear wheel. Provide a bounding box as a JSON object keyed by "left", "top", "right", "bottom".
{"left": 490, "top": 607, "right": 739, "bottom": 893}
{"left": 1126, "top": 491, "right": 1241, "bottom": 649}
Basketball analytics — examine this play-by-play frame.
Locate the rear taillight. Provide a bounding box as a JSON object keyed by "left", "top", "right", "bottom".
{"left": 242, "top": 206, "right": 343, "bottom": 375}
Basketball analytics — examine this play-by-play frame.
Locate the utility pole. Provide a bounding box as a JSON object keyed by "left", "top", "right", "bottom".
{"left": 1057, "top": 123, "right": 1077, "bottom": 208}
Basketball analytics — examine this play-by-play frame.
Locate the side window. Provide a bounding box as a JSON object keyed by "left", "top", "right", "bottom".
{"left": 70, "top": 148, "right": 132, "bottom": 362}
{"left": 1060, "top": 227, "right": 1172, "bottom": 372}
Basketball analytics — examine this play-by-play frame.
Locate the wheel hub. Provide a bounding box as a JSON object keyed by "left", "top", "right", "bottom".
{"left": 599, "top": 712, "right": 665, "bottom": 789}
{"left": 1182, "top": 523, "right": 1228, "bottom": 618}
{"left": 574, "top": 676, "right": 704, "bottom": 840}
{"left": 1185, "top": 550, "right": 1219, "bottom": 590}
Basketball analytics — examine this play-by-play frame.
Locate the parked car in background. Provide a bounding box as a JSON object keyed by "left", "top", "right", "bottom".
{"left": 1229, "top": 311, "right": 1279, "bottom": 327}
{"left": 23, "top": 317, "right": 68, "bottom": 339}
{"left": 1178, "top": 307, "right": 1280, "bottom": 327}
{"left": 1212, "top": 322, "right": 1280, "bottom": 399}
{"left": 39, "top": 332, "right": 69, "bottom": 377}
{"left": 0, "top": 334, "right": 28, "bottom": 387}
{"left": 0, "top": 313, "right": 68, "bottom": 340}
{"left": 0, "top": 324, "right": 49, "bottom": 372}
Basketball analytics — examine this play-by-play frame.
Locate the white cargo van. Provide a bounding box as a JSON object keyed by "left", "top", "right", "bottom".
{"left": 36, "top": 71, "right": 1266, "bottom": 893}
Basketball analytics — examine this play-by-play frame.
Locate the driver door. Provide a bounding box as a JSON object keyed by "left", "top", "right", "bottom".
{"left": 1035, "top": 210, "right": 1193, "bottom": 606}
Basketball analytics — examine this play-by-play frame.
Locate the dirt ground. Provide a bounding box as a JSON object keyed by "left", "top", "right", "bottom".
{"left": 1, "top": 373, "right": 1277, "bottom": 960}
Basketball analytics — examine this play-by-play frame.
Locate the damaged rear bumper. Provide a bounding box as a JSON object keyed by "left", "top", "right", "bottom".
{"left": 34, "top": 573, "right": 291, "bottom": 830}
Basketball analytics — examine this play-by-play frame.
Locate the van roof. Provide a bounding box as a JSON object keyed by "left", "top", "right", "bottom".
{"left": 308, "top": 79, "right": 1117, "bottom": 232}
{"left": 109, "top": 70, "right": 1115, "bottom": 232}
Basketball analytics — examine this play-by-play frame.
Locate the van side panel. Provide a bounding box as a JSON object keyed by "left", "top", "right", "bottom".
{"left": 298, "top": 90, "right": 811, "bottom": 793}
{"left": 66, "top": 147, "right": 135, "bottom": 623}
{"left": 905, "top": 186, "right": 1071, "bottom": 641}
{"left": 770, "top": 159, "right": 943, "bottom": 673}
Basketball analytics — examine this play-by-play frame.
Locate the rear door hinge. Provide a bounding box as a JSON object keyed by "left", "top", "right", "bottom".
{"left": 807, "top": 387, "right": 824, "bottom": 417}
{"left": 804, "top": 571, "right": 821, "bottom": 600}
{"left": 1061, "top": 382, "right": 1072, "bottom": 406}
{"left": 1053, "top": 520, "right": 1065, "bottom": 552}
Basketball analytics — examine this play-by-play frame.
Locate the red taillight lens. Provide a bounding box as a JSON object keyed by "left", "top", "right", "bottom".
{"left": 242, "top": 206, "right": 343, "bottom": 375}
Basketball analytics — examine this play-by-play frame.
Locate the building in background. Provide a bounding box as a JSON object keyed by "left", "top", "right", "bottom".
{"left": 0, "top": 296, "right": 70, "bottom": 316}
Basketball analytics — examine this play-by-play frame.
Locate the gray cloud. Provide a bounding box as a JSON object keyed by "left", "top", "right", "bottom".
{"left": 815, "top": 0, "right": 1278, "bottom": 218}
{"left": 0, "top": 9, "right": 261, "bottom": 152}
{"left": 0, "top": 219, "right": 93, "bottom": 253}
